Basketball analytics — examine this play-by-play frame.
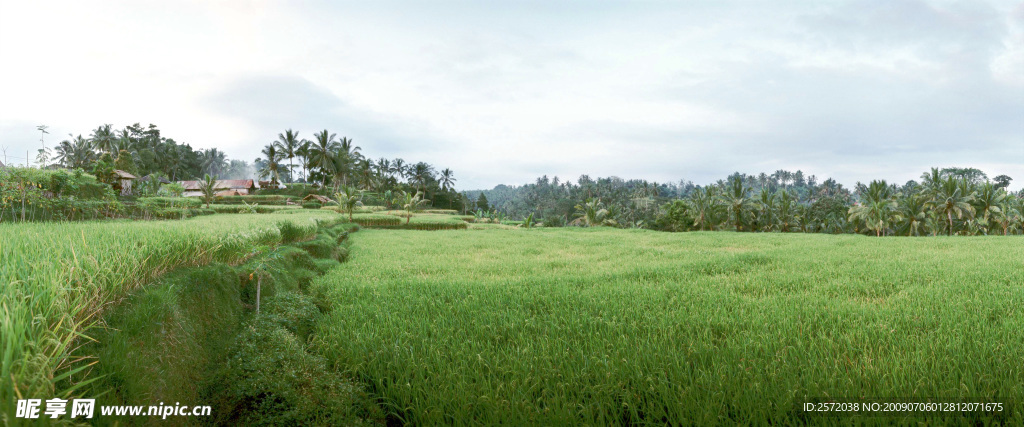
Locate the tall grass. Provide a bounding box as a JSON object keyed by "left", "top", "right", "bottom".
{"left": 0, "top": 211, "right": 343, "bottom": 419}
{"left": 311, "top": 229, "right": 1024, "bottom": 424}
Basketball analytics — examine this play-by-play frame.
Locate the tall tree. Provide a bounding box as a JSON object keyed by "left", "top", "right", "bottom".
{"left": 309, "top": 130, "right": 339, "bottom": 187}
{"left": 275, "top": 129, "right": 301, "bottom": 182}
{"left": 90, "top": 124, "right": 118, "bottom": 154}
{"left": 928, "top": 176, "right": 976, "bottom": 236}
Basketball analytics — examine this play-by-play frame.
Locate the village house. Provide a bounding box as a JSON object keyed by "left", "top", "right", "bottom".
{"left": 178, "top": 179, "right": 258, "bottom": 197}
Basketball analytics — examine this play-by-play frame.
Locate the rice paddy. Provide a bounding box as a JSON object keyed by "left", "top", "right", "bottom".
{"left": 0, "top": 210, "right": 343, "bottom": 417}
{"left": 310, "top": 228, "right": 1024, "bottom": 424}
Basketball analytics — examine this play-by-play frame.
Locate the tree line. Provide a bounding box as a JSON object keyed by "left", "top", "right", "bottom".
{"left": 467, "top": 168, "right": 1023, "bottom": 236}
{"left": 35, "top": 123, "right": 463, "bottom": 208}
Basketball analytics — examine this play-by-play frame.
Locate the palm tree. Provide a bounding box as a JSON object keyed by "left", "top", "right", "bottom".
{"left": 571, "top": 198, "right": 617, "bottom": 227}
{"left": 687, "top": 186, "right": 720, "bottom": 231}
{"left": 440, "top": 168, "right": 456, "bottom": 191}
{"left": 66, "top": 134, "right": 96, "bottom": 169}
{"left": 973, "top": 182, "right": 1005, "bottom": 235}
{"left": 895, "top": 193, "right": 928, "bottom": 236}
{"left": 775, "top": 189, "right": 797, "bottom": 232}
{"left": 296, "top": 139, "right": 312, "bottom": 182}
{"left": 400, "top": 191, "right": 429, "bottom": 224}
{"left": 848, "top": 180, "right": 897, "bottom": 236}
{"left": 392, "top": 158, "right": 407, "bottom": 180}
{"left": 275, "top": 129, "right": 301, "bottom": 182}
{"left": 54, "top": 139, "right": 73, "bottom": 167}
{"left": 198, "top": 174, "right": 219, "bottom": 208}
{"left": 757, "top": 189, "right": 777, "bottom": 231}
{"left": 335, "top": 185, "right": 363, "bottom": 221}
{"left": 201, "top": 148, "right": 228, "bottom": 176}
{"left": 919, "top": 167, "right": 943, "bottom": 197}
{"left": 90, "top": 124, "right": 118, "bottom": 154}
{"left": 258, "top": 144, "right": 285, "bottom": 186}
{"left": 721, "top": 176, "right": 757, "bottom": 231}
{"left": 309, "top": 130, "right": 340, "bottom": 187}
{"left": 409, "top": 162, "right": 434, "bottom": 195}
{"left": 929, "top": 176, "right": 976, "bottom": 236}
{"left": 355, "top": 159, "right": 377, "bottom": 191}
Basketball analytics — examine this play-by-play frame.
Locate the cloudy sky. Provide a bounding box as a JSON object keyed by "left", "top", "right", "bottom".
{"left": 1, "top": 0, "right": 1021, "bottom": 190}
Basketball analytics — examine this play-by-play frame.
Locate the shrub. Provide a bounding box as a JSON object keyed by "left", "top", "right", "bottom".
{"left": 214, "top": 195, "right": 291, "bottom": 205}
{"left": 137, "top": 197, "right": 202, "bottom": 209}
{"left": 302, "top": 202, "right": 322, "bottom": 210}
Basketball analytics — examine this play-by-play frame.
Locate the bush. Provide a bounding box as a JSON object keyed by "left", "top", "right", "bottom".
{"left": 302, "top": 202, "right": 322, "bottom": 210}
{"left": 214, "top": 195, "right": 292, "bottom": 205}
{"left": 137, "top": 196, "right": 202, "bottom": 209}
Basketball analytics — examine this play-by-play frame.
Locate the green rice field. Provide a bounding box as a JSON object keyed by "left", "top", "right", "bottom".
{"left": 0, "top": 210, "right": 342, "bottom": 417}
{"left": 310, "top": 228, "right": 1024, "bottom": 424}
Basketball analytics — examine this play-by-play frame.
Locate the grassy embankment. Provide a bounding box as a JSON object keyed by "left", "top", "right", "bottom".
{"left": 0, "top": 211, "right": 342, "bottom": 420}
{"left": 311, "top": 228, "right": 1024, "bottom": 424}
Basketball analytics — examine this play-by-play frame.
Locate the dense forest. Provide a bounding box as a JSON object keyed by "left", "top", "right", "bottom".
{"left": 466, "top": 168, "right": 1022, "bottom": 236}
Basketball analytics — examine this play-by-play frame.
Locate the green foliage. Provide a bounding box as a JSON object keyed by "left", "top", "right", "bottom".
{"left": 137, "top": 196, "right": 202, "bottom": 209}
{"left": 199, "top": 173, "right": 218, "bottom": 208}
{"left": 113, "top": 149, "right": 137, "bottom": 175}
{"left": 0, "top": 167, "right": 120, "bottom": 222}
{"left": 92, "top": 152, "right": 116, "bottom": 186}
{"left": 302, "top": 202, "right": 322, "bottom": 209}
{"left": 214, "top": 195, "right": 291, "bottom": 205}
{"left": 335, "top": 185, "right": 363, "bottom": 221}
{"left": 160, "top": 182, "right": 185, "bottom": 197}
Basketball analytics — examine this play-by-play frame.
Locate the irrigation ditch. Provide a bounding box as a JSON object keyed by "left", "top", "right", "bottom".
{"left": 69, "top": 220, "right": 384, "bottom": 425}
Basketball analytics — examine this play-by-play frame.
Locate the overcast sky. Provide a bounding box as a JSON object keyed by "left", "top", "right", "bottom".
{"left": 1, "top": 0, "right": 1021, "bottom": 190}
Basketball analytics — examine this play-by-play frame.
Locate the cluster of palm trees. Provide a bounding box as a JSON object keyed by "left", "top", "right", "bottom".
{"left": 50, "top": 123, "right": 229, "bottom": 181}
{"left": 255, "top": 128, "right": 458, "bottom": 197}
{"left": 849, "top": 169, "right": 1022, "bottom": 236}
{"left": 662, "top": 168, "right": 1023, "bottom": 236}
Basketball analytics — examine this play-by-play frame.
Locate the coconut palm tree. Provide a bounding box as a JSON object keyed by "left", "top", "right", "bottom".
{"left": 295, "top": 139, "right": 312, "bottom": 182}
{"left": 309, "top": 130, "right": 340, "bottom": 187}
{"left": 335, "top": 185, "right": 363, "bottom": 221}
{"left": 258, "top": 144, "right": 285, "bottom": 186}
{"left": 775, "top": 189, "right": 797, "bottom": 232}
{"left": 848, "top": 180, "right": 898, "bottom": 236}
{"left": 896, "top": 193, "right": 928, "bottom": 236}
{"left": 90, "top": 124, "right": 118, "bottom": 154}
{"left": 687, "top": 186, "right": 720, "bottom": 231}
{"left": 972, "top": 182, "right": 1005, "bottom": 234}
{"left": 571, "top": 198, "right": 617, "bottom": 227}
{"left": 929, "top": 176, "right": 976, "bottom": 236}
{"left": 275, "top": 129, "right": 301, "bottom": 182}
{"left": 392, "top": 158, "right": 407, "bottom": 180}
{"left": 400, "top": 191, "right": 429, "bottom": 224}
{"left": 200, "top": 148, "right": 228, "bottom": 176}
{"left": 756, "top": 189, "right": 777, "bottom": 231}
{"left": 409, "top": 162, "right": 434, "bottom": 195}
{"left": 440, "top": 168, "right": 456, "bottom": 191}
{"left": 355, "top": 159, "right": 377, "bottom": 191}
{"left": 720, "top": 176, "right": 757, "bottom": 231}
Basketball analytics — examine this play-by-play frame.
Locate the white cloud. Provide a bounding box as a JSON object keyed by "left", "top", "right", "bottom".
{"left": 0, "top": 0, "right": 1021, "bottom": 189}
